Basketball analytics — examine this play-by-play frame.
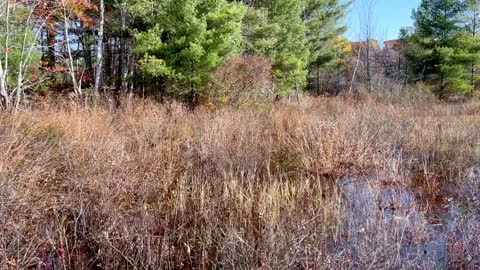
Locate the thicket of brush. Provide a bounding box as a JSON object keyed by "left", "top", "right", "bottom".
{"left": 1, "top": 88, "right": 480, "bottom": 269}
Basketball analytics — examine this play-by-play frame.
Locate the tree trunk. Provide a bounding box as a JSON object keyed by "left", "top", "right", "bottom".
{"left": 105, "top": 38, "right": 112, "bottom": 87}
{"left": 0, "top": 75, "right": 8, "bottom": 109}
{"left": 350, "top": 50, "right": 361, "bottom": 94}
{"left": 0, "top": 0, "right": 12, "bottom": 109}
{"left": 62, "top": 1, "right": 81, "bottom": 96}
{"left": 116, "top": 0, "right": 127, "bottom": 93}
{"left": 366, "top": 40, "right": 372, "bottom": 91}
{"left": 47, "top": 28, "right": 56, "bottom": 67}
{"left": 472, "top": 6, "right": 477, "bottom": 92}
{"left": 80, "top": 22, "right": 93, "bottom": 86}
{"left": 93, "top": 0, "right": 105, "bottom": 96}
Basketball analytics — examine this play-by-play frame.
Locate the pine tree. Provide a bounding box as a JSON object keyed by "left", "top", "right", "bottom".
{"left": 413, "top": 0, "right": 464, "bottom": 40}
{"left": 268, "top": 0, "right": 311, "bottom": 95}
{"left": 303, "top": 0, "right": 349, "bottom": 66}
{"left": 405, "top": 0, "right": 480, "bottom": 98}
{"left": 240, "top": 6, "right": 281, "bottom": 56}
{"left": 464, "top": 0, "right": 480, "bottom": 92}
{"left": 238, "top": 0, "right": 348, "bottom": 96}
{"left": 302, "top": 0, "right": 349, "bottom": 94}
{"left": 134, "top": 0, "right": 245, "bottom": 103}
{"left": 240, "top": 0, "right": 310, "bottom": 96}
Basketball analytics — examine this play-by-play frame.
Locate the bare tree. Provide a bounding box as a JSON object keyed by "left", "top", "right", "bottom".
{"left": 358, "top": 0, "right": 377, "bottom": 91}
{"left": 349, "top": 48, "right": 361, "bottom": 94}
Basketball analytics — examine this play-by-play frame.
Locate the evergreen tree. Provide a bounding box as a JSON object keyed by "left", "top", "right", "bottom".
{"left": 413, "top": 0, "right": 464, "bottom": 40}
{"left": 303, "top": 0, "right": 349, "bottom": 66}
{"left": 404, "top": 0, "right": 480, "bottom": 97}
{"left": 268, "top": 0, "right": 311, "bottom": 95}
{"left": 240, "top": 0, "right": 310, "bottom": 96}
{"left": 464, "top": 0, "right": 480, "bottom": 92}
{"left": 302, "top": 0, "right": 349, "bottom": 94}
{"left": 134, "top": 0, "right": 245, "bottom": 103}
{"left": 238, "top": 0, "right": 348, "bottom": 96}
{"left": 240, "top": 6, "right": 280, "bottom": 56}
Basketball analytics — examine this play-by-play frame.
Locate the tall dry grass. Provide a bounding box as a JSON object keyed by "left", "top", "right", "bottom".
{"left": 0, "top": 95, "right": 479, "bottom": 269}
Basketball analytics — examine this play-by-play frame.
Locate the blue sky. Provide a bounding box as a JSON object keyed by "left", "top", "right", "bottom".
{"left": 343, "top": 0, "right": 422, "bottom": 41}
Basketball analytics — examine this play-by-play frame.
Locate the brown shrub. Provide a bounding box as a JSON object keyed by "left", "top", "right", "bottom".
{"left": 207, "top": 55, "right": 274, "bottom": 108}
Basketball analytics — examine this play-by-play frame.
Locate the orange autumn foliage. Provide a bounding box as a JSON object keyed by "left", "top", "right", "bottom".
{"left": 22, "top": 0, "right": 98, "bottom": 30}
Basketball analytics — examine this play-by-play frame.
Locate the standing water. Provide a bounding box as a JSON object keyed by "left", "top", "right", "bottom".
{"left": 335, "top": 167, "right": 480, "bottom": 268}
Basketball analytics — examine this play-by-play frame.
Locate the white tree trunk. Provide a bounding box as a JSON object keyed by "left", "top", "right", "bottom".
{"left": 0, "top": 73, "right": 8, "bottom": 109}
{"left": 121, "top": 0, "right": 128, "bottom": 93}
{"left": 0, "top": 56, "right": 8, "bottom": 108}
{"left": 350, "top": 50, "right": 361, "bottom": 94}
{"left": 62, "top": 0, "right": 81, "bottom": 97}
{"left": 0, "top": 0, "right": 11, "bottom": 108}
{"left": 93, "top": 0, "right": 105, "bottom": 96}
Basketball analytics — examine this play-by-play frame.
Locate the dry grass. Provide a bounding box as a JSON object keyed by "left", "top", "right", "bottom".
{"left": 0, "top": 95, "right": 479, "bottom": 269}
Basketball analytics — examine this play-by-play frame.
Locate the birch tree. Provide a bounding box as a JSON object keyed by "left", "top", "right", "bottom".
{"left": 93, "top": 0, "right": 105, "bottom": 96}
{"left": 0, "top": 0, "right": 12, "bottom": 108}
{"left": 0, "top": 1, "right": 43, "bottom": 109}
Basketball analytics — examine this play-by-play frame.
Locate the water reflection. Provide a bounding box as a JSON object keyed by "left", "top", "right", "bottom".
{"left": 337, "top": 167, "right": 479, "bottom": 268}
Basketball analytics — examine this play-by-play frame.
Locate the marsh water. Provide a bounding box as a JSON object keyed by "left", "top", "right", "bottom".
{"left": 336, "top": 167, "right": 480, "bottom": 268}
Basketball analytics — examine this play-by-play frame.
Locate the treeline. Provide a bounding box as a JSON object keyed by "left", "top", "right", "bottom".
{"left": 0, "top": 0, "right": 349, "bottom": 108}
{"left": 0, "top": 0, "right": 479, "bottom": 109}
